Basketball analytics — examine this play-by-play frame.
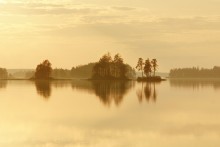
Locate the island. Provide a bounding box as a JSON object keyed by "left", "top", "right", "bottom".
{"left": 135, "top": 58, "right": 165, "bottom": 82}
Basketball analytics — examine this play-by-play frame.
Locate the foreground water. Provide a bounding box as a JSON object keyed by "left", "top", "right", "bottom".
{"left": 0, "top": 79, "right": 220, "bottom": 147}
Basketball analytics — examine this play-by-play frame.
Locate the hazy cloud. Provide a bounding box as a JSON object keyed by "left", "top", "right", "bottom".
{"left": 111, "top": 6, "right": 136, "bottom": 11}
{"left": 1, "top": 0, "right": 220, "bottom": 70}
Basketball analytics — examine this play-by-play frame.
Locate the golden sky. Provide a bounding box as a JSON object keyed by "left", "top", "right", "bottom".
{"left": 0, "top": 0, "right": 220, "bottom": 71}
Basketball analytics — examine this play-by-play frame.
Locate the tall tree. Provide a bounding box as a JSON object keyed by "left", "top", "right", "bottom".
{"left": 151, "top": 59, "right": 158, "bottom": 77}
{"left": 144, "top": 59, "right": 152, "bottom": 77}
{"left": 35, "top": 60, "right": 52, "bottom": 79}
{"left": 136, "top": 58, "right": 144, "bottom": 78}
{"left": 0, "top": 68, "right": 8, "bottom": 79}
{"left": 113, "top": 54, "right": 124, "bottom": 77}
{"left": 99, "top": 52, "right": 112, "bottom": 77}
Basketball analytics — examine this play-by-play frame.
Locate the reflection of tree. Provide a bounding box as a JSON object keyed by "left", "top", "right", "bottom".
{"left": 92, "top": 81, "right": 133, "bottom": 106}
{"left": 0, "top": 80, "right": 7, "bottom": 89}
{"left": 71, "top": 81, "right": 134, "bottom": 107}
{"left": 35, "top": 81, "right": 51, "bottom": 99}
{"left": 136, "top": 82, "right": 158, "bottom": 103}
{"left": 52, "top": 80, "right": 71, "bottom": 88}
{"left": 169, "top": 79, "right": 220, "bottom": 90}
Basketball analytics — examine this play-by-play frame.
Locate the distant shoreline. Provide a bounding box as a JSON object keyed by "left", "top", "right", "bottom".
{"left": 0, "top": 78, "right": 74, "bottom": 81}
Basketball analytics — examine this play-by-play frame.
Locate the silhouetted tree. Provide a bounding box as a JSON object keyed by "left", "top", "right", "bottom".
{"left": 151, "top": 59, "right": 158, "bottom": 76}
{"left": 113, "top": 53, "right": 123, "bottom": 77}
{"left": 0, "top": 68, "right": 8, "bottom": 79}
{"left": 35, "top": 60, "right": 52, "bottom": 79}
{"left": 144, "top": 59, "right": 152, "bottom": 77}
{"left": 136, "top": 58, "right": 144, "bottom": 77}
{"left": 92, "top": 53, "right": 129, "bottom": 79}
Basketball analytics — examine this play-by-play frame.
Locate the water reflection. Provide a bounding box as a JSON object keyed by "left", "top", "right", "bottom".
{"left": 72, "top": 80, "right": 135, "bottom": 107}
{"left": 52, "top": 80, "right": 72, "bottom": 88}
{"left": 92, "top": 81, "right": 134, "bottom": 106}
{"left": 170, "top": 79, "right": 220, "bottom": 90}
{"left": 0, "top": 80, "right": 7, "bottom": 89}
{"left": 136, "top": 82, "right": 158, "bottom": 103}
{"left": 35, "top": 81, "right": 51, "bottom": 99}
{"left": 34, "top": 80, "right": 135, "bottom": 106}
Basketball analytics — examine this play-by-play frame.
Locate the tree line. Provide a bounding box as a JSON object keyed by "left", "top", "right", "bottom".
{"left": 135, "top": 58, "right": 158, "bottom": 77}
{"left": 170, "top": 66, "right": 220, "bottom": 78}
{"left": 2, "top": 54, "right": 162, "bottom": 80}
{"left": 32, "top": 52, "right": 136, "bottom": 80}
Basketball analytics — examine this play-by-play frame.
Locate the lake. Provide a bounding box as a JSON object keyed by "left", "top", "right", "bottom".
{"left": 0, "top": 79, "right": 220, "bottom": 147}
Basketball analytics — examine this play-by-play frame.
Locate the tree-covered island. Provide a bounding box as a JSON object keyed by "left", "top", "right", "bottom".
{"left": 91, "top": 53, "right": 134, "bottom": 80}
{"left": 135, "top": 58, "right": 164, "bottom": 82}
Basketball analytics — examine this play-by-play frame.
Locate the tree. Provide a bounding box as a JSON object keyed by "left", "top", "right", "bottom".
{"left": 144, "top": 59, "right": 152, "bottom": 77}
{"left": 113, "top": 54, "right": 124, "bottom": 78}
{"left": 35, "top": 60, "right": 52, "bottom": 79}
{"left": 136, "top": 58, "right": 144, "bottom": 77}
{"left": 0, "top": 68, "right": 8, "bottom": 79}
{"left": 151, "top": 59, "right": 158, "bottom": 77}
{"left": 99, "top": 52, "right": 112, "bottom": 77}
{"left": 92, "top": 53, "right": 129, "bottom": 79}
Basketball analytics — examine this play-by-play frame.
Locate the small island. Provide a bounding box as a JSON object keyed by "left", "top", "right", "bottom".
{"left": 91, "top": 53, "right": 133, "bottom": 81}
{"left": 135, "top": 58, "right": 165, "bottom": 82}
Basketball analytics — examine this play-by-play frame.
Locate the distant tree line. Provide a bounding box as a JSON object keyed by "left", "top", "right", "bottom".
{"left": 51, "top": 63, "right": 135, "bottom": 79}
{"left": 136, "top": 58, "right": 158, "bottom": 77}
{"left": 52, "top": 68, "right": 71, "bottom": 79}
{"left": 71, "top": 63, "right": 95, "bottom": 78}
{"left": 170, "top": 66, "right": 220, "bottom": 78}
{"left": 0, "top": 68, "right": 8, "bottom": 79}
{"left": 92, "top": 53, "right": 135, "bottom": 80}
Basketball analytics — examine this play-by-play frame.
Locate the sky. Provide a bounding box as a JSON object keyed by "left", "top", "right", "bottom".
{"left": 0, "top": 0, "right": 220, "bottom": 72}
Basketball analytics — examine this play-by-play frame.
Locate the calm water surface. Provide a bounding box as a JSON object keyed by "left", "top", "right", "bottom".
{"left": 0, "top": 79, "right": 220, "bottom": 147}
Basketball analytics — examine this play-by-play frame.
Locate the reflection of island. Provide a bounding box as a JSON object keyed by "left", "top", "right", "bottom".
{"left": 35, "top": 81, "right": 51, "bottom": 99}
{"left": 52, "top": 80, "right": 72, "bottom": 88}
{"left": 0, "top": 80, "right": 7, "bottom": 89}
{"left": 169, "top": 79, "right": 220, "bottom": 90}
{"left": 72, "top": 80, "right": 135, "bottom": 107}
{"left": 136, "top": 82, "right": 158, "bottom": 103}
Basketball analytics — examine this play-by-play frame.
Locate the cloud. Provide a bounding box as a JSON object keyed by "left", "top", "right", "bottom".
{"left": 0, "top": 3, "right": 103, "bottom": 15}
{"left": 111, "top": 6, "right": 136, "bottom": 11}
